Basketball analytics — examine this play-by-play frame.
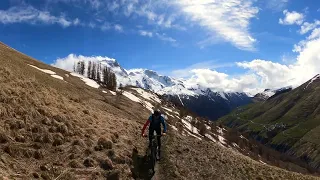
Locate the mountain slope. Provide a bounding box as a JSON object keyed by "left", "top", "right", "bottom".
{"left": 1, "top": 42, "right": 318, "bottom": 179}
{"left": 219, "top": 74, "right": 320, "bottom": 170}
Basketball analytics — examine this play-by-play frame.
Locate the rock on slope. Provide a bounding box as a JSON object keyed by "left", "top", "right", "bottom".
{"left": 0, "top": 42, "right": 317, "bottom": 180}
{"left": 220, "top": 74, "right": 320, "bottom": 171}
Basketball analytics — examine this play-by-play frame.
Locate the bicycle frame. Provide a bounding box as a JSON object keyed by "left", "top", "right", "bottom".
{"left": 146, "top": 135, "right": 162, "bottom": 174}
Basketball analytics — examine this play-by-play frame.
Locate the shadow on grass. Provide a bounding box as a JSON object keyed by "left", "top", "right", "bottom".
{"left": 131, "top": 147, "right": 155, "bottom": 180}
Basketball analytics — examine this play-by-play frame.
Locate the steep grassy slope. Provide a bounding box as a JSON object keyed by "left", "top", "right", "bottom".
{"left": 0, "top": 41, "right": 318, "bottom": 179}
{"left": 0, "top": 42, "right": 152, "bottom": 179}
{"left": 219, "top": 75, "right": 320, "bottom": 170}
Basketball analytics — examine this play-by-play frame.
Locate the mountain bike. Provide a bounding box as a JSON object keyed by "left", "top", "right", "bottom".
{"left": 146, "top": 134, "right": 162, "bottom": 175}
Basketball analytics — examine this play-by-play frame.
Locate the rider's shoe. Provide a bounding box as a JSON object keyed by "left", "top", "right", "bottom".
{"left": 156, "top": 150, "right": 161, "bottom": 161}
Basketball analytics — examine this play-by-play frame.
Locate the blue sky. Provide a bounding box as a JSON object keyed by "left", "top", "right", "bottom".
{"left": 0, "top": 0, "right": 320, "bottom": 93}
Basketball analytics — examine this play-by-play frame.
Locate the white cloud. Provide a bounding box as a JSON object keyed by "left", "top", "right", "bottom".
{"left": 52, "top": 54, "right": 116, "bottom": 72}
{"left": 114, "top": 24, "right": 123, "bottom": 32}
{"left": 174, "top": 0, "right": 259, "bottom": 51}
{"left": 279, "top": 10, "right": 305, "bottom": 25}
{"left": 138, "top": 30, "right": 177, "bottom": 44}
{"left": 235, "top": 38, "right": 320, "bottom": 91}
{"left": 172, "top": 61, "right": 234, "bottom": 78}
{"left": 300, "top": 20, "right": 320, "bottom": 34}
{"left": 88, "top": 22, "right": 96, "bottom": 28}
{"left": 100, "top": 23, "right": 111, "bottom": 31}
{"left": 0, "top": 5, "right": 78, "bottom": 27}
{"left": 266, "top": 0, "right": 289, "bottom": 11}
{"left": 139, "top": 30, "right": 153, "bottom": 37}
{"left": 184, "top": 69, "right": 260, "bottom": 93}
{"left": 155, "top": 33, "right": 176, "bottom": 43}
{"left": 171, "top": 23, "right": 320, "bottom": 94}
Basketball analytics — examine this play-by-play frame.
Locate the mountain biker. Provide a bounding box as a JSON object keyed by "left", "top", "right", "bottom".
{"left": 141, "top": 109, "right": 167, "bottom": 160}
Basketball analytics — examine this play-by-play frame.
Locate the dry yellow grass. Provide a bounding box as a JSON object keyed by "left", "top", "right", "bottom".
{"left": 0, "top": 42, "right": 152, "bottom": 179}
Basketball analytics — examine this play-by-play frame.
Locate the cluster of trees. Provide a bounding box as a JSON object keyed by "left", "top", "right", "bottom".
{"left": 74, "top": 61, "right": 117, "bottom": 91}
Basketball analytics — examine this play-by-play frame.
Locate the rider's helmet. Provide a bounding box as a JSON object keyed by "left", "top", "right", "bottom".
{"left": 154, "top": 109, "right": 161, "bottom": 117}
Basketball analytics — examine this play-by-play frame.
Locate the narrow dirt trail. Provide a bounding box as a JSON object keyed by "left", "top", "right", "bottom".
{"left": 151, "top": 163, "right": 160, "bottom": 180}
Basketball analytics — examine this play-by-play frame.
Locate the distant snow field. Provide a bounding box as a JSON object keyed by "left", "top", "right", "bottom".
{"left": 28, "top": 64, "right": 65, "bottom": 82}
{"left": 51, "top": 74, "right": 64, "bottom": 80}
{"left": 70, "top": 72, "right": 99, "bottom": 88}
{"left": 28, "top": 64, "right": 56, "bottom": 75}
{"left": 305, "top": 74, "right": 320, "bottom": 89}
{"left": 132, "top": 88, "right": 162, "bottom": 104}
{"left": 123, "top": 91, "right": 141, "bottom": 102}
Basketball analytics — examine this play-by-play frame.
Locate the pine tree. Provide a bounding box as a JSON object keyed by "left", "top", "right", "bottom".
{"left": 111, "top": 73, "right": 117, "bottom": 91}
{"left": 103, "top": 67, "right": 109, "bottom": 87}
{"left": 91, "top": 62, "right": 96, "bottom": 80}
{"left": 97, "top": 63, "right": 101, "bottom": 83}
{"left": 87, "top": 61, "right": 92, "bottom": 79}
{"left": 80, "top": 61, "right": 85, "bottom": 75}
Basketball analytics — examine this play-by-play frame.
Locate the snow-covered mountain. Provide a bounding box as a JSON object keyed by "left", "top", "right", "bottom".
{"left": 253, "top": 86, "right": 293, "bottom": 102}
{"left": 98, "top": 59, "right": 253, "bottom": 120}
{"left": 101, "top": 59, "right": 246, "bottom": 99}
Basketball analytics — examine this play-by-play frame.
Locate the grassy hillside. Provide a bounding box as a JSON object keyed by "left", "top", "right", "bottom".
{"left": 0, "top": 42, "right": 318, "bottom": 179}
{"left": 219, "top": 75, "right": 320, "bottom": 170}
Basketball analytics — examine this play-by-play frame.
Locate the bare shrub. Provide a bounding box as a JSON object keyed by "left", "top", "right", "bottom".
{"left": 57, "top": 124, "right": 68, "bottom": 135}
{"left": 0, "top": 133, "right": 9, "bottom": 143}
{"left": 15, "top": 134, "right": 26, "bottom": 143}
{"left": 69, "top": 160, "right": 83, "bottom": 168}
{"left": 34, "top": 150, "right": 44, "bottom": 159}
{"left": 107, "top": 149, "right": 115, "bottom": 158}
{"left": 96, "top": 137, "right": 113, "bottom": 150}
{"left": 99, "top": 158, "right": 114, "bottom": 170}
{"left": 83, "top": 158, "right": 95, "bottom": 167}
{"left": 72, "top": 139, "right": 86, "bottom": 147}
{"left": 52, "top": 133, "right": 64, "bottom": 146}
{"left": 104, "top": 170, "right": 120, "bottom": 180}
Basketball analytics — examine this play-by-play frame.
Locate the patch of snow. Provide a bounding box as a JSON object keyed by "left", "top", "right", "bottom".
{"left": 173, "top": 112, "right": 179, "bottom": 116}
{"left": 240, "top": 135, "right": 248, "bottom": 140}
{"left": 177, "top": 94, "right": 185, "bottom": 106}
{"left": 28, "top": 64, "right": 56, "bottom": 75}
{"left": 123, "top": 91, "right": 141, "bottom": 103}
{"left": 218, "top": 92, "right": 228, "bottom": 100}
{"left": 232, "top": 143, "right": 240, "bottom": 148}
{"left": 169, "top": 124, "right": 178, "bottom": 131}
{"left": 51, "top": 74, "right": 64, "bottom": 81}
{"left": 182, "top": 117, "right": 200, "bottom": 135}
{"left": 305, "top": 74, "right": 320, "bottom": 89}
{"left": 163, "top": 107, "right": 173, "bottom": 113}
{"left": 166, "top": 113, "right": 174, "bottom": 118}
{"left": 264, "top": 90, "right": 275, "bottom": 97}
{"left": 102, "top": 90, "right": 108, "bottom": 94}
{"left": 65, "top": 74, "right": 69, "bottom": 77}
{"left": 142, "top": 100, "right": 154, "bottom": 112}
{"left": 181, "top": 118, "right": 192, "bottom": 131}
{"left": 28, "top": 64, "right": 65, "bottom": 81}
{"left": 185, "top": 130, "right": 202, "bottom": 140}
{"left": 218, "top": 135, "right": 226, "bottom": 145}
{"left": 185, "top": 116, "right": 193, "bottom": 121}
{"left": 70, "top": 73, "right": 100, "bottom": 88}
{"left": 259, "top": 160, "right": 267, "bottom": 165}
{"left": 109, "top": 91, "right": 116, "bottom": 95}
{"left": 206, "top": 134, "right": 217, "bottom": 142}
{"left": 132, "top": 88, "right": 161, "bottom": 104}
